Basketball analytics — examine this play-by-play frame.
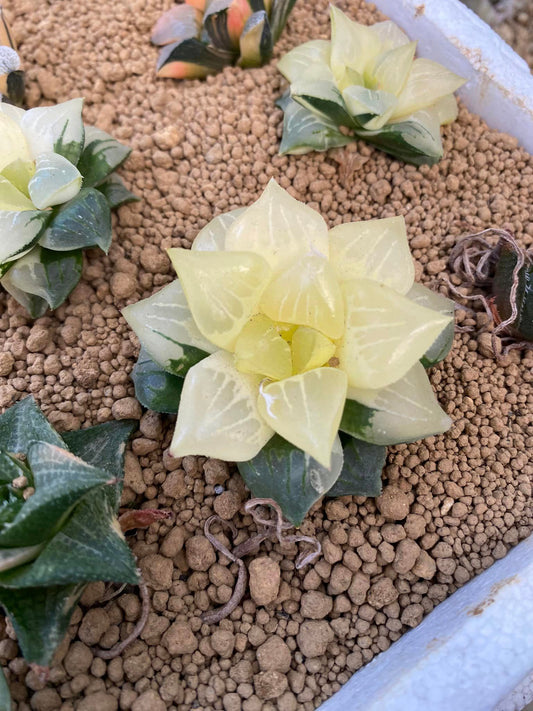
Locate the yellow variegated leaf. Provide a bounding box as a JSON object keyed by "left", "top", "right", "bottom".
{"left": 338, "top": 279, "right": 451, "bottom": 389}
{"left": 368, "top": 20, "right": 411, "bottom": 50}
{"left": 192, "top": 207, "right": 246, "bottom": 252}
{"left": 261, "top": 256, "right": 344, "bottom": 339}
{"left": 277, "top": 39, "right": 334, "bottom": 84}
{"left": 168, "top": 248, "right": 271, "bottom": 351}
{"left": 234, "top": 314, "right": 292, "bottom": 381}
{"left": 291, "top": 327, "right": 336, "bottom": 374}
{"left": 371, "top": 41, "right": 417, "bottom": 95}
{"left": 329, "top": 5, "right": 380, "bottom": 81}
{"left": 225, "top": 178, "right": 329, "bottom": 274}
{"left": 0, "top": 175, "right": 34, "bottom": 211}
{"left": 170, "top": 350, "right": 274, "bottom": 461}
{"left": 328, "top": 216, "right": 414, "bottom": 294}
{"left": 257, "top": 367, "right": 347, "bottom": 468}
{"left": 0, "top": 113, "right": 29, "bottom": 172}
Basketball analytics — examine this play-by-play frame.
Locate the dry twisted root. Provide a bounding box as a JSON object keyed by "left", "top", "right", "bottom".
{"left": 201, "top": 498, "right": 321, "bottom": 624}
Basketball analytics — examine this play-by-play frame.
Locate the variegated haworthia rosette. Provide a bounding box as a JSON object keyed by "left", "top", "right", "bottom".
{"left": 0, "top": 396, "right": 138, "bottom": 676}
{"left": 276, "top": 6, "right": 466, "bottom": 165}
{"left": 123, "top": 179, "right": 454, "bottom": 524}
{"left": 0, "top": 98, "right": 137, "bottom": 317}
{"left": 151, "top": 0, "right": 296, "bottom": 80}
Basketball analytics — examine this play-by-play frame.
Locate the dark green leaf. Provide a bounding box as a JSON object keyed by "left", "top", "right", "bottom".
{"left": 0, "top": 442, "right": 112, "bottom": 547}
{"left": 277, "top": 92, "right": 353, "bottom": 155}
{"left": 53, "top": 121, "right": 85, "bottom": 166}
{"left": 291, "top": 80, "right": 355, "bottom": 128}
{"left": 327, "top": 434, "right": 385, "bottom": 498}
{"left": 62, "top": 420, "right": 136, "bottom": 510}
{"left": 203, "top": 0, "right": 239, "bottom": 50}
{"left": 339, "top": 398, "right": 375, "bottom": 443}
{"left": 0, "top": 664, "right": 11, "bottom": 711}
{"left": 0, "top": 397, "right": 64, "bottom": 453}
{"left": 167, "top": 343, "right": 209, "bottom": 377}
{"left": 0, "top": 583, "right": 85, "bottom": 666}
{"left": 237, "top": 435, "right": 343, "bottom": 525}
{"left": 238, "top": 11, "right": 272, "bottom": 67}
{"left": 268, "top": 0, "right": 296, "bottom": 43}
{"left": 38, "top": 248, "right": 84, "bottom": 309}
{"left": 492, "top": 243, "right": 533, "bottom": 341}
{"left": 38, "top": 188, "right": 112, "bottom": 253}
{"left": 0, "top": 497, "right": 138, "bottom": 588}
{"left": 77, "top": 132, "right": 131, "bottom": 188}
{"left": 357, "top": 117, "right": 443, "bottom": 166}
{"left": 0, "top": 493, "right": 24, "bottom": 528}
{"left": 97, "top": 174, "right": 139, "bottom": 209}
{"left": 420, "top": 322, "right": 455, "bottom": 368}
{"left": 156, "top": 37, "right": 234, "bottom": 78}
{"left": 132, "top": 349, "right": 183, "bottom": 414}
{"left": 0, "top": 451, "right": 29, "bottom": 484}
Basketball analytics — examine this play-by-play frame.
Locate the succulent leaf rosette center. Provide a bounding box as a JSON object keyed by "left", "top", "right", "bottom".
{"left": 123, "top": 179, "right": 453, "bottom": 474}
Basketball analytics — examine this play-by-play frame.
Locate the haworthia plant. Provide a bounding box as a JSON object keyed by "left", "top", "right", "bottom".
{"left": 151, "top": 0, "right": 297, "bottom": 79}
{"left": 0, "top": 397, "right": 137, "bottom": 681}
{"left": 0, "top": 100, "right": 137, "bottom": 317}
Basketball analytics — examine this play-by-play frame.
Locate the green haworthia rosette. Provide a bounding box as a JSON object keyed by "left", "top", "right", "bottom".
{"left": 276, "top": 6, "right": 465, "bottom": 165}
{"left": 152, "top": 0, "right": 296, "bottom": 79}
{"left": 122, "top": 180, "right": 453, "bottom": 524}
{"left": 0, "top": 397, "right": 138, "bottom": 672}
{"left": 0, "top": 100, "right": 137, "bottom": 315}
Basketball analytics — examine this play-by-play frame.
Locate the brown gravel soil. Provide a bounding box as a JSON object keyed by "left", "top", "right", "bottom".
{"left": 496, "top": 3, "right": 533, "bottom": 69}
{"left": 1, "top": 1, "right": 533, "bottom": 710}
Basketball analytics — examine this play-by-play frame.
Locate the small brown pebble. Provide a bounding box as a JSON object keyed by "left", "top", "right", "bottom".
{"left": 249, "top": 557, "right": 280, "bottom": 606}
{"left": 131, "top": 689, "right": 166, "bottom": 711}
{"left": 376, "top": 486, "right": 410, "bottom": 520}
{"left": 0, "top": 352, "right": 14, "bottom": 376}
{"left": 111, "top": 397, "right": 142, "bottom": 420}
{"left": 77, "top": 692, "right": 118, "bottom": 711}
{"left": 138, "top": 554, "right": 173, "bottom": 590}
{"left": 347, "top": 571, "right": 371, "bottom": 605}
{"left": 401, "top": 603, "right": 424, "bottom": 628}
{"left": 160, "top": 527, "right": 185, "bottom": 558}
{"left": 392, "top": 539, "right": 421, "bottom": 574}
{"left": 296, "top": 621, "right": 334, "bottom": 657}
{"left": 256, "top": 636, "right": 292, "bottom": 673}
{"left": 254, "top": 670, "right": 288, "bottom": 700}
{"left": 412, "top": 550, "right": 437, "bottom": 580}
{"left": 367, "top": 578, "right": 398, "bottom": 608}
{"left": 214, "top": 490, "right": 241, "bottom": 519}
{"left": 110, "top": 272, "right": 137, "bottom": 299}
{"left": 210, "top": 629, "right": 235, "bottom": 658}
{"left": 300, "top": 590, "right": 333, "bottom": 619}
{"left": 162, "top": 621, "right": 198, "bottom": 655}
{"left": 186, "top": 535, "right": 217, "bottom": 571}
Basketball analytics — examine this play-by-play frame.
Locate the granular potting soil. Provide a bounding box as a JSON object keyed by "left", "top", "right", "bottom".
{"left": 0, "top": 1, "right": 532, "bottom": 710}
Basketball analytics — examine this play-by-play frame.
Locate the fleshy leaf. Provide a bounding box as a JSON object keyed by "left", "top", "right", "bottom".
{"left": 329, "top": 5, "right": 380, "bottom": 79}
{"left": 261, "top": 256, "right": 344, "bottom": 339}
{"left": 38, "top": 187, "right": 112, "bottom": 252}
{"left": 268, "top": 0, "right": 296, "bottom": 43}
{"left": 407, "top": 283, "right": 455, "bottom": 366}
{"left": 0, "top": 174, "right": 34, "bottom": 211}
{"left": 238, "top": 434, "right": 343, "bottom": 525}
{"left": 291, "top": 79, "right": 354, "bottom": 128}
{"left": 192, "top": 207, "right": 246, "bottom": 251}
{"left": 277, "top": 93, "right": 353, "bottom": 156}
{"left": 0, "top": 544, "right": 45, "bottom": 574}
{"left": 371, "top": 41, "right": 417, "bottom": 96}
{"left": 234, "top": 314, "right": 292, "bottom": 381}
{"left": 0, "top": 442, "right": 112, "bottom": 548}
{"left": 0, "top": 583, "right": 85, "bottom": 666}
{"left": 342, "top": 86, "right": 397, "bottom": 129}
{"left": 1, "top": 246, "right": 83, "bottom": 315}
{"left": 0, "top": 210, "right": 49, "bottom": 265}
{"left": 170, "top": 350, "right": 274, "bottom": 461}
{"left": 156, "top": 37, "right": 234, "bottom": 79}
{"left": 151, "top": 3, "right": 201, "bottom": 45}
{"left": 341, "top": 361, "right": 452, "bottom": 445}
{"left": 391, "top": 58, "right": 465, "bottom": 121}
{"left": 492, "top": 242, "right": 533, "bottom": 341}
{"left": 328, "top": 216, "right": 414, "bottom": 294}
{"left": 238, "top": 11, "right": 272, "bottom": 67}
{"left": 20, "top": 98, "right": 85, "bottom": 165}
{"left": 1, "top": 157, "right": 35, "bottom": 197}
{"left": 327, "top": 434, "right": 385, "bottom": 498}
{"left": 122, "top": 279, "right": 215, "bottom": 372}
{"left": 368, "top": 20, "right": 411, "bottom": 50}
{"left": 225, "top": 178, "right": 329, "bottom": 274}
{"left": 257, "top": 367, "right": 347, "bottom": 468}
{"left": 277, "top": 40, "right": 333, "bottom": 84}
{"left": 96, "top": 174, "right": 139, "bottom": 209}
{"left": 0, "top": 396, "right": 64, "bottom": 453}
{"left": 77, "top": 127, "right": 131, "bottom": 188}
{"left": 0, "top": 112, "right": 30, "bottom": 172}
{"left": 291, "top": 327, "right": 336, "bottom": 374}
{"left": 27, "top": 152, "right": 82, "bottom": 210}
{"left": 131, "top": 348, "right": 184, "bottom": 414}
{"left": 168, "top": 248, "right": 271, "bottom": 351}
{"left": 204, "top": 0, "right": 252, "bottom": 49}
{"left": 338, "top": 279, "right": 452, "bottom": 389}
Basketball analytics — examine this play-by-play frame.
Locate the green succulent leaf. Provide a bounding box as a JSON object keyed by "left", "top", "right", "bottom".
{"left": 0, "top": 663, "right": 11, "bottom": 711}
{"left": 0, "top": 582, "right": 85, "bottom": 666}
{"left": 277, "top": 92, "right": 353, "bottom": 155}
{"left": 268, "top": 0, "right": 297, "bottom": 43}
{"left": 62, "top": 419, "right": 137, "bottom": 510}
{"left": 203, "top": 0, "right": 241, "bottom": 51}
{"left": 291, "top": 79, "right": 355, "bottom": 128}
{"left": 492, "top": 243, "right": 533, "bottom": 341}
{"left": 327, "top": 434, "right": 385, "bottom": 498}
{"left": 407, "top": 283, "right": 455, "bottom": 367}
{"left": 38, "top": 187, "right": 112, "bottom": 253}
{"left": 77, "top": 128, "right": 132, "bottom": 188}
{"left": 340, "top": 362, "right": 452, "bottom": 446}
{"left": 156, "top": 37, "right": 234, "bottom": 79}
{"left": 0, "top": 210, "right": 49, "bottom": 267}
{"left": 0, "top": 452, "right": 28, "bottom": 485}
{"left": 97, "top": 174, "right": 139, "bottom": 209}
{"left": 0, "top": 396, "right": 64, "bottom": 453}
{"left": 237, "top": 434, "right": 344, "bottom": 525}
{"left": 0, "top": 543, "right": 44, "bottom": 573}
{"left": 0, "top": 442, "right": 113, "bottom": 548}
{"left": 132, "top": 349, "right": 184, "bottom": 414}
{"left": 239, "top": 11, "right": 272, "bottom": 67}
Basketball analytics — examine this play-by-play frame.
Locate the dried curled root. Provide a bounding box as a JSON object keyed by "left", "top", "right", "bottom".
{"left": 201, "top": 498, "right": 322, "bottom": 624}
{"left": 447, "top": 228, "right": 533, "bottom": 357}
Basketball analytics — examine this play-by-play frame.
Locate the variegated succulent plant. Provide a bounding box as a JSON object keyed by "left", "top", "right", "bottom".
{"left": 0, "top": 98, "right": 136, "bottom": 317}
{"left": 151, "top": 0, "right": 296, "bottom": 79}
{"left": 277, "top": 6, "right": 466, "bottom": 165}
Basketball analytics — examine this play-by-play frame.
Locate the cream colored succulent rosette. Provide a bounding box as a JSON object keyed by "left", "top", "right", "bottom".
{"left": 276, "top": 6, "right": 466, "bottom": 164}
{"left": 123, "top": 180, "right": 454, "bottom": 521}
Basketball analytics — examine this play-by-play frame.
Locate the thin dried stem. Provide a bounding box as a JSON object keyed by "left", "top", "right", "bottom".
{"left": 94, "top": 577, "right": 150, "bottom": 660}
